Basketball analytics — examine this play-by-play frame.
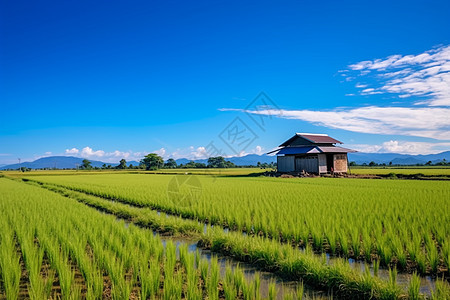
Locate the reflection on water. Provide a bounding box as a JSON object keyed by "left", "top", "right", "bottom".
{"left": 340, "top": 256, "right": 434, "bottom": 295}
{"left": 160, "top": 236, "right": 332, "bottom": 299}
{"left": 118, "top": 216, "right": 437, "bottom": 297}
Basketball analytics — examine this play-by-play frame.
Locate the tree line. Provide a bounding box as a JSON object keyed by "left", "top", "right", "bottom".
{"left": 78, "top": 154, "right": 277, "bottom": 171}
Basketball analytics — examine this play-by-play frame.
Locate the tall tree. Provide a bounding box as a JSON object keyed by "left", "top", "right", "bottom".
{"left": 140, "top": 153, "right": 164, "bottom": 170}
{"left": 164, "top": 158, "right": 177, "bottom": 169}
{"left": 82, "top": 159, "right": 92, "bottom": 169}
{"left": 207, "top": 156, "right": 235, "bottom": 168}
{"left": 118, "top": 159, "right": 127, "bottom": 169}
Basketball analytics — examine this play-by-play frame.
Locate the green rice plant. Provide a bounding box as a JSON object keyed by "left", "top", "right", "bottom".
{"left": 431, "top": 278, "right": 450, "bottom": 300}
{"left": 185, "top": 254, "right": 201, "bottom": 300}
{"left": 0, "top": 227, "right": 20, "bottom": 300}
{"left": 361, "top": 229, "right": 372, "bottom": 262}
{"left": 208, "top": 256, "right": 220, "bottom": 300}
{"left": 149, "top": 260, "right": 161, "bottom": 297}
{"left": 373, "top": 259, "right": 380, "bottom": 277}
{"left": 223, "top": 279, "right": 237, "bottom": 300}
{"left": 268, "top": 280, "right": 277, "bottom": 300}
{"left": 139, "top": 263, "right": 151, "bottom": 300}
{"left": 350, "top": 227, "right": 360, "bottom": 257}
{"left": 442, "top": 241, "right": 450, "bottom": 270}
{"left": 199, "top": 258, "right": 209, "bottom": 284}
{"left": 163, "top": 269, "right": 182, "bottom": 300}
{"left": 388, "top": 267, "right": 397, "bottom": 289}
{"left": 241, "top": 278, "right": 252, "bottom": 300}
{"left": 296, "top": 281, "right": 304, "bottom": 300}
{"left": 379, "top": 243, "right": 393, "bottom": 266}
{"left": 408, "top": 271, "right": 421, "bottom": 300}
{"left": 164, "top": 241, "right": 177, "bottom": 278}
{"left": 416, "top": 251, "right": 427, "bottom": 274}
{"left": 325, "top": 227, "right": 337, "bottom": 255}
{"left": 338, "top": 232, "right": 349, "bottom": 256}
{"left": 233, "top": 265, "right": 245, "bottom": 296}
{"left": 283, "top": 288, "right": 294, "bottom": 300}
{"left": 426, "top": 243, "right": 439, "bottom": 273}
{"left": 392, "top": 237, "right": 407, "bottom": 270}
{"left": 253, "top": 273, "right": 261, "bottom": 300}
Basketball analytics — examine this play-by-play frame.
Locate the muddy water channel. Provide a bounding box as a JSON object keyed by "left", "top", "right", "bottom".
{"left": 152, "top": 213, "right": 437, "bottom": 297}
{"left": 160, "top": 236, "right": 332, "bottom": 300}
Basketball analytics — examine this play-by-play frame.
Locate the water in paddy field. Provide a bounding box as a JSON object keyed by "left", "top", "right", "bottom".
{"left": 160, "top": 235, "right": 332, "bottom": 299}
{"left": 326, "top": 254, "right": 435, "bottom": 295}
{"left": 118, "top": 218, "right": 438, "bottom": 298}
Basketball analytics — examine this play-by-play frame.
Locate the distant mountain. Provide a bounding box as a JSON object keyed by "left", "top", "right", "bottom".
{"left": 0, "top": 156, "right": 110, "bottom": 170}
{"left": 348, "top": 151, "right": 450, "bottom": 165}
{"left": 127, "top": 161, "right": 141, "bottom": 166}
{"left": 0, "top": 156, "right": 146, "bottom": 170}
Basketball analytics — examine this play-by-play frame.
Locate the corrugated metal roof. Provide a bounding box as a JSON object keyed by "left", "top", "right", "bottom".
{"left": 276, "top": 146, "right": 317, "bottom": 155}
{"left": 279, "top": 133, "right": 342, "bottom": 147}
{"left": 274, "top": 146, "right": 356, "bottom": 155}
{"left": 300, "top": 134, "right": 342, "bottom": 144}
{"left": 316, "top": 146, "right": 356, "bottom": 153}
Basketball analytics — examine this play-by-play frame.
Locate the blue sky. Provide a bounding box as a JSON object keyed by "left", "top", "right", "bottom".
{"left": 1, "top": 0, "right": 449, "bottom": 164}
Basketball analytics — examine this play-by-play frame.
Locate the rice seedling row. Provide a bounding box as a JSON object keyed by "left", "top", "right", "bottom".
{"left": 19, "top": 177, "right": 450, "bottom": 299}
{"left": 0, "top": 178, "right": 283, "bottom": 300}
{"left": 25, "top": 174, "right": 450, "bottom": 277}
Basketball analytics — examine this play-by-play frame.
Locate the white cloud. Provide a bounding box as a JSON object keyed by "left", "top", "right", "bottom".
{"left": 233, "top": 145, "right": 265, "bottom": 157}
{"left": 62, "top": 147, "right": 169, "bottom": 163}
{"left": 349, "top": 140, "right": 450, "bottom": 155}
{"left": 109, "top": 150, "right": 131, "bottom": 158}
{"left": 253, "top": 145, "right": 263, "bottom": 155}
{"left": 191, "top": 147, "right": 207, "bottom": 159}
{"left": 231, "top": 107, "right": 450, "bottom": 140}
{"left": 65, "top": 148, "right": 79, "bottom": 154}
{"left": 153, "top": 148, "right": 166, "bottom": 157}
{"left": 81, "top": 147, "right": 105, "bottom": 158}
{"left": 347, "top": 45, "right": 450, "bottom": 106}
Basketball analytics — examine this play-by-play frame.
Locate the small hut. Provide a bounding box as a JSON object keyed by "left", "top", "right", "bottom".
{"left": 269, "top": 133, "right": 356, "bottom": 174}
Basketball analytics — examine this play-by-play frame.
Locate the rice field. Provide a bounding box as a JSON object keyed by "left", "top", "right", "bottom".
{"left": 0, "top": 178, "right": 284, "bottom": 299}
{"left": 23, "top": 174, "right": 450, "bottom": 274}
{"left": 1, "top": 171, "right": 450, "bottom": 299}
{"left": 350, "top": 167, "right": 450, "bottom": 176}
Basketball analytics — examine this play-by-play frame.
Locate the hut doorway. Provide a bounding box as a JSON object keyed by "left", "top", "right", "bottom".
{"left": 326, "top": 154, "right": 334, "bottom": 172}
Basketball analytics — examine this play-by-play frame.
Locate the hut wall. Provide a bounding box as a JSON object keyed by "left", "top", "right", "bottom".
{"left": 333, "top": 154, "right": 348, "bottom": 172}
{"left": 277, "top": 155, "right": 295, "bottom": 172}
{"left": 318, "top": 154, "right": 327, "bottom": 174}
{"left": 295, "top": 156, "right": 319, "bottom": 173}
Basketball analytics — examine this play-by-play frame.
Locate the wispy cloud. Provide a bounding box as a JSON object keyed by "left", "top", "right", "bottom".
{"left": 225, "top": 107, "right": 450, "bottom": 140}
{"left": 347, "top": 45, "right": 450, "bottom": 106}
{"left": 348, "top": 140, "right": 450, "bottom": 155}
{"left": 222, "top": 45, "right": 450, "bottom": 143}
{"left": 63, "top": 147, "right": 164, "bottom": 163}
